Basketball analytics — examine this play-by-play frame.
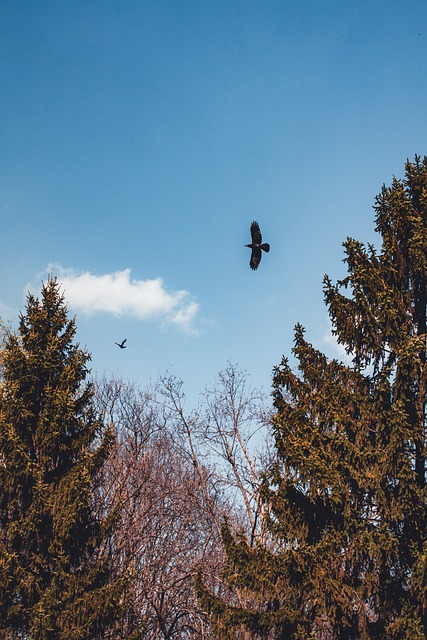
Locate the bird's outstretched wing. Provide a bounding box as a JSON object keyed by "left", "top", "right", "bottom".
{"left": 250, "top": 247, "right": 262, "bottom": 270}
{"left": 115, "top": 339, "right": 127, "bottom": 348}
{"left": 250, "top": 220, "right": 262, "bottom": 244}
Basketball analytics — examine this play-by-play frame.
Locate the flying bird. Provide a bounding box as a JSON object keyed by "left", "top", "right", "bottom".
{"left": 115, "top": 339, "right": 127, "bottom": 349}
{"left": 245, "top": 221, "right": 270, "bottom": 270}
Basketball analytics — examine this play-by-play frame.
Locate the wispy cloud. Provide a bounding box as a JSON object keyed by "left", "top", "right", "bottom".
{"left": 37, "top": 265, "right": 200, "bottom": 335}
{"left": 0, "top": 300, "right": 17, "bottom": 323}
{"left": 322, "top": 330, "right": 351, "bottom": 361}
{"left": 318, "top": 317, "right": 354, "bottom": 364}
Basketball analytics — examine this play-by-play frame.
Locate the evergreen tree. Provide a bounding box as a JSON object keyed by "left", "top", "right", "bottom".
{"left": 0, "top": 279, "right": 124, "bottom": 639}
{"left": 200, "top": 157, "right": 427, "bottom": 639}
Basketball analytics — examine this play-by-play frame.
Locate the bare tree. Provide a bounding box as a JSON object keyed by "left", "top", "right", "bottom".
{"left": 156, "top": 364, "right": 279, "bottom": 635}
{"left": 94, "top": 376, "right": 223, "bottom": 639}
{"left": 158, "top": 363, "right": 274, "bottom": 545}
{"left": 93, "top": 365, "right": 273, "bottom": 638}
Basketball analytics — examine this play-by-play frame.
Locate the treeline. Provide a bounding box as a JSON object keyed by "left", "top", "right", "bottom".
{"left": 1, "top": 157, "right": 427, "bottom": 639}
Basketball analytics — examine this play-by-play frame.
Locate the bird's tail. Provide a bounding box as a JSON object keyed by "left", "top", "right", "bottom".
{"left": 261, "top": 243, "right": 270, "bottom": 253}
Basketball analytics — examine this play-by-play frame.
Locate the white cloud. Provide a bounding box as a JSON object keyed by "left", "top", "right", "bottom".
{"left": 318, "top": 317, "right": 354, "bottom": 364}
{"left": 40, "top": 265, "right": 200, "bottom": 335}
{"left": 322, "top": 330, "right": 351, "bottom": 360}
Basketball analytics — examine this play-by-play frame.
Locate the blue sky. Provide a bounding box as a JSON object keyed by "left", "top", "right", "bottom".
{"left": 1, "top": 1, "right": 426, "bottom": 406}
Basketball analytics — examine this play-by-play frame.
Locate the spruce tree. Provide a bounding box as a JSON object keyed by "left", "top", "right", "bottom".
{"left": 0, "top": 278, "right": 124, "bottom": 639}
{"left": 199, "top": 157, "right": 427, "bottom": 639}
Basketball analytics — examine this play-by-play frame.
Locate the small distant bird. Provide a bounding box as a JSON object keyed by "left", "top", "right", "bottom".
{"left": 115, "top": 339, "right": 127, "bottom": 349}
{"left": 245, "top": 221, "right": 270, "bottom": 270}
